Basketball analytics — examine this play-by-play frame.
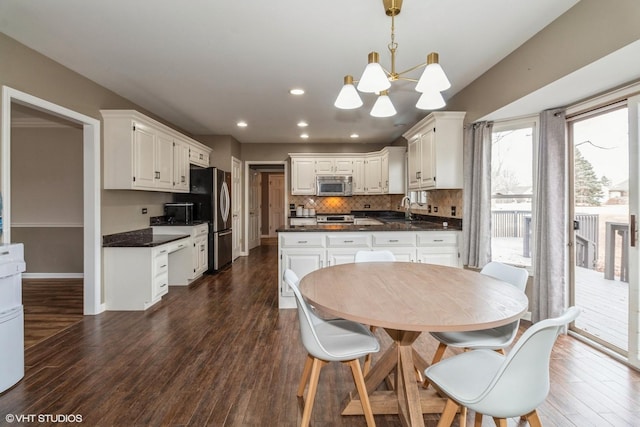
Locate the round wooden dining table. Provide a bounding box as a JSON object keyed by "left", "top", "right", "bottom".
{"left": 299, "top": 261, "right": 529, "bottom": 427}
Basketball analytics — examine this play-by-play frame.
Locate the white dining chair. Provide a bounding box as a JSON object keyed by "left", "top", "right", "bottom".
{"left": 354, "top": 249, "right": 396, "bottom": 263}
{"left": 425, "top": 306, "right": 580, "bottom": 427}
{"left": 284, "top": 269, "right": 380, "bottom": 427}
{"left": 354, "top": 249, "right": 396, "bottom": 374}
{"left": 428, "top": 261, "right": 529, "bottom": 367}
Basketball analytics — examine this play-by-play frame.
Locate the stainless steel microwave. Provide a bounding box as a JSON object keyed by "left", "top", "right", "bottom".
{"left": 316, "top": 175, "right": 353, "bottom": 196}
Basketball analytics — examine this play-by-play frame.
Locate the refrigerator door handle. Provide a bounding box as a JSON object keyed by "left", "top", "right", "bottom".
{"left": 220, "top": 181, "right": 230, "bottom": 224}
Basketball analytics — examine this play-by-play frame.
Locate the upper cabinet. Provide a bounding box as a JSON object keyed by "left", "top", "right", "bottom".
{"left": 101, "top": 110, "right": 212, "bottom": 192}
{"left": 403, "top": 111, "right": 466, "bottom": 190}
{"left": 289, "top": 147, "right": 405, "bottom": 195}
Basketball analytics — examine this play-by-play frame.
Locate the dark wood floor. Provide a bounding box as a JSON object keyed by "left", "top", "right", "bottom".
{"left": 2, "top": 243, "right": 640, "bottom": 426}
{"left": 22, "top": 279, "right": 84, "bottom": 348}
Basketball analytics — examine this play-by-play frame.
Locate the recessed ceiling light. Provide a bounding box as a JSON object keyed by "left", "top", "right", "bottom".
{"left": 237, "top": 121, "right": 248, "bottom": 128}
{"left": 350, "top": 133, "right": 359, "bottom": 138}
{"left": 297, "top": 121, "right": 308, "bottom": 127}
{"left": 289, "top": 88, "right": 305, "bottom": 95}
{"left": 300, "top": 133, "right": 309, "bottom": 139}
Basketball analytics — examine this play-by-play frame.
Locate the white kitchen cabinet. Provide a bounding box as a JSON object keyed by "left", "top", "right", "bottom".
{"left": 152, "top": 223, "right": 209, "bottom": 282}
{"left": 173, "top": 138, "right": 190, "bottom": 192}
{"left": 104, "top": 239, "right": 189, "bottom": 311}
{"left": 291, "top": 157, "right": 316, "bottom": 195}
{"left": 403, "top": 111, "right": 466, "bottom": 190}
{"left": 416, "top": 231, "right": 461, "bottom": 267}
{"left": 277, "top": 229, "right": 461, "bottom": 308}
{"left": 353, "top": 158, "right": 366, "bottom": 194}
{"left": 364, "top": 154, "right": 383, "bottom": 194}
{"left": 315, "top": 158, "right": 354, "bottom": 175}
{"left": 101, "top": 110, "right": 211, "bottom": 192}
{"left": 189, "top": 145, "right": 210, "bottom": 167}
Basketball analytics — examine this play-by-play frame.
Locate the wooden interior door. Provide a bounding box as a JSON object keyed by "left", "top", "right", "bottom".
{"left": 268, "top": 174, "right": 284, "bottom": 237}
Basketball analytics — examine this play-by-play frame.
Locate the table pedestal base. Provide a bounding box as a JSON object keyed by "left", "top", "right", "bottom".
{"left": 341, "top": 329, "right": 447, "bottom": 427}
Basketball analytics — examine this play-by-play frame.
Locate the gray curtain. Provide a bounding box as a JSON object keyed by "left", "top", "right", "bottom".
{"left": 532, "top": 109, "right": 567, "bottom": 322}
{"left": 463, "top": 121, "right": 493, "bottom": 268}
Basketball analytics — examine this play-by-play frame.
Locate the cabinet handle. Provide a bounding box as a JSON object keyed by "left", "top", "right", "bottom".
{"left": 181, "top": 175, "right": 186, "bottom": 183}
{"left": 416, "top": 171, "right": 421, "bottom": 179}
{"left": 159, "top": 250, "right": 167, "bottom": 254}
{"left": 155, "top": 171, "right": 161, "bottom": 179}
{"left": 433, "top": 239, "right": 444, "bottom": 242}
{"left": 297, "top": 240, "right": 308, "bottom": 244}
{"left": 199, "top": 153, "right": 203, "bottom": 159}
{"left": 343, "top": 240, "right": 354, "bottom": 243}
{"left": 160, "top": 264, "right": 167, "bottom": 268}
{"left": 160, "top": 283, "right": 167, "bottom": 288}
{"left": 389, "top": 239, "right": 399, "bottom": 242}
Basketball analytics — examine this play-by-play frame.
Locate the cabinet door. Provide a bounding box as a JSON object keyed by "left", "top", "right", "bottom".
{"left": 365, "top": 155, "right": 383, "bottom": 194}
{"left": 407, "top": 135, "right": 421, "bottom": 190}
{"left": 352, "top": 158, "right": 366, "bottom": 194}
{"left": 173, "top": 139, "right": 190, "bottom": 192}
{"left": 326, "top": 249, "right": 359, "bottom": 266}
{"left": 291, "top": 158, "right": 316, "bottom": 195}
{"left": 155, "top": 131, "right": 174, "bottom": 189}
{"left": 381, "top": 152, "right": 389, "bottom": 193}
{"left": 417, "top": 248, "right": 458, "bottom": 267}
{"left": 314, "top": 158, "right": 334, "bottom": 174}
{"left": 419, "top": 127, "right": 436, "bottom": 189}
{"left": 281, "top": 250, "right": 324, "bottom": 297}
{"left": 197, "top": 237, "right": 208, "bottom": 273}
{"left": 132, "top": 125, "right": 157, "bottom": 189}
{"left": 335, "top": 158, "right": 354, "bottom": 175}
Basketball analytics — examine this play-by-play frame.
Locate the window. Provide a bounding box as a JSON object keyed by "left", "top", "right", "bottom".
{"left": 490, "top": 118, "right": 537, "bottom": 267}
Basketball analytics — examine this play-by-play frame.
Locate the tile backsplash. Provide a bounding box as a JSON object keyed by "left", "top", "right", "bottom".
{"left": 289, "top": 189, "right": 463, "bottom": 219}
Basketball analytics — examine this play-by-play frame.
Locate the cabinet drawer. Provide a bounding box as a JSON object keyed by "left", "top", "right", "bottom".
{"left": 280, "top": 233, "right": 324, "bottom": 248}
{"left": 193, "top": 224, "right": 209, "bottom": 237}
{"left": 326, "top": 234, "right": 370, "bottom": 247}
{"left": 153, "top": 273, "right": 169, "bottom": 298}
{"left": 167, "top": 238, "right": 189, "bottom": 254}
{"left": 416, "top": 232, "right": 457, "bottom": 246}
{"left": 372, "top": 233, "right": 415, "bottom": 247}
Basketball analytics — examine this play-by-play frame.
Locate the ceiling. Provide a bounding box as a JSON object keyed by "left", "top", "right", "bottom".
{"left": 0, "top": 0, "right": 580, "bottom": 144}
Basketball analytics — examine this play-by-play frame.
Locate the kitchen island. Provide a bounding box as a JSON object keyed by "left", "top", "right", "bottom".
{"left": 276, "top": 214, "right": 462, "bottom": 309}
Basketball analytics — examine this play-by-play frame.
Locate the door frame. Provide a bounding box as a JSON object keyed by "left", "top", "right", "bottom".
{"left": 566, "top": 82, "right": 640, "bottom": 368}
{"left": 243, "top": 160, "right": 288, "bottom": 252}
{"left": 1, "top": 86, "right": 102, "bottom": 315}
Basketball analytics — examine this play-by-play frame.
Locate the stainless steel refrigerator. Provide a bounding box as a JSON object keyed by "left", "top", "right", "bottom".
{"left": 175, "top": 167, "right": 232, "bottom": 271}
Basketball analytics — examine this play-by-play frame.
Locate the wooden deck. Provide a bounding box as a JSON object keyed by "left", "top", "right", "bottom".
{"left": 574, "top": 266, "right": 628, "bottom": 351}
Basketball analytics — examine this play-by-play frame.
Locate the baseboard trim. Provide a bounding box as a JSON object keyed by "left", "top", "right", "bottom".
{"left": 23, "top": 273, "right": 84, "bottom": 279}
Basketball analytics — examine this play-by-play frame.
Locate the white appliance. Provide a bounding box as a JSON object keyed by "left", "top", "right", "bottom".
{"left": 316, "top": 175, "right": 353, "bottom": 196}
{"left": 0, "top": 243, "right": 26, "bottom": 393}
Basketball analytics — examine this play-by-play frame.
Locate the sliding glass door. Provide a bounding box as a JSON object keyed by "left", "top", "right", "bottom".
{"left": 569, "top": 97, "right": 639, "bottom": 367}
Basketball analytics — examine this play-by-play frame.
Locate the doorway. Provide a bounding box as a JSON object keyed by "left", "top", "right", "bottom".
{"left": 243, "top": 161, "right": 287, "bottom": 251}
{"left": 1, "top": 86, "right": 101, "bottom": 315}
{"left": 568, "top": 101, "right": 635, "bottom": 359}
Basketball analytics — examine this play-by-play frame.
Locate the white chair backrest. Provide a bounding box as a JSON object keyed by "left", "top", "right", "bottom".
{"left": 283, "top": 269, "right": 332, "bottom": 359}
{"left": 354, "top": 250, "right": 396, "bottom": 263}
{"left": 471, "top": 306, "right": 581, "bottom": 417}
{"left": 480, "top": 261, "right": 528, "bottom": 292}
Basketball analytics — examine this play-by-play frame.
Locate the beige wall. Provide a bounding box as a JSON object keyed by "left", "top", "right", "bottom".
{"left": 10, "top": 125, "right": 84, "bottom": 273}
{"left": 447, "top": 0, "right": 640, "bottom": 123}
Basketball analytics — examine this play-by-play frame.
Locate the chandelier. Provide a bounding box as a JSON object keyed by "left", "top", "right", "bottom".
{"left": 334, "top": 0, "right": 451, "bottom": 117}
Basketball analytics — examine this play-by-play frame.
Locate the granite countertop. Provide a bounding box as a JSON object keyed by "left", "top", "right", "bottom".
{"left": 102, "top": 228, "right": 190, "bottom": 248}
{"left": 278, "top": 212, "right": 461, "bottom": 232}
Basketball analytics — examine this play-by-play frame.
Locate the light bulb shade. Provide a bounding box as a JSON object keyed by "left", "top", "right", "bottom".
{"left": 416, "top": 89, "right": 446, "bottom": 110}
{"left": 334, "top": 75, "right": 363, "bottom": 109}
{"left": 370, "top": 91, "right": 396, "bottom": 117}
{"left": 357, "top": 52, "right": 391, "bottom": 93}
{"left": 415, "top": 52, "right": 451, "bottom": 92}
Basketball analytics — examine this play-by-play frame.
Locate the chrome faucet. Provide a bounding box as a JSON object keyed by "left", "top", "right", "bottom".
{"left": 400, "top": 196, "right": 412, "bottom": 220}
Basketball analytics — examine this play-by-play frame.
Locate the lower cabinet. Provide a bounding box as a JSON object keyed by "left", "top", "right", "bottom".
{"left": 153, "top": 223, "right": 209, "bottom": 282}
{"left": 278, "top": 230, "right": 461, "bottom": 308}
{"left": 104, "top": 239, "right": 189, "bottom": 311}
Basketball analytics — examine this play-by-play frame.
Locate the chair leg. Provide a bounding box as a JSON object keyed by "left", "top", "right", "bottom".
{"left": 436, "top": 398, "right": 459, "bottom": 427}
{"left": 297, "top": 354, "right": 314, "bottom": 397}
{"left": 474, "top": 412, "right": 483, "bottom": 427}
{"left": 347, "top": 359, "right": 376, "bottom": 427}
{"left": 524, "top": 410, "right": 542, "bottom": 427}
{"left": 300, "top": 358, "right": 325, "bottom": 427}
{"left": 492, "top": 417, "right": 507, "bottom": 427}
{"left": 424, "top": 342, "right": 449, "bottom": 388}
{"left": 459, "top": 406, "right": 467, "bottom": 427}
